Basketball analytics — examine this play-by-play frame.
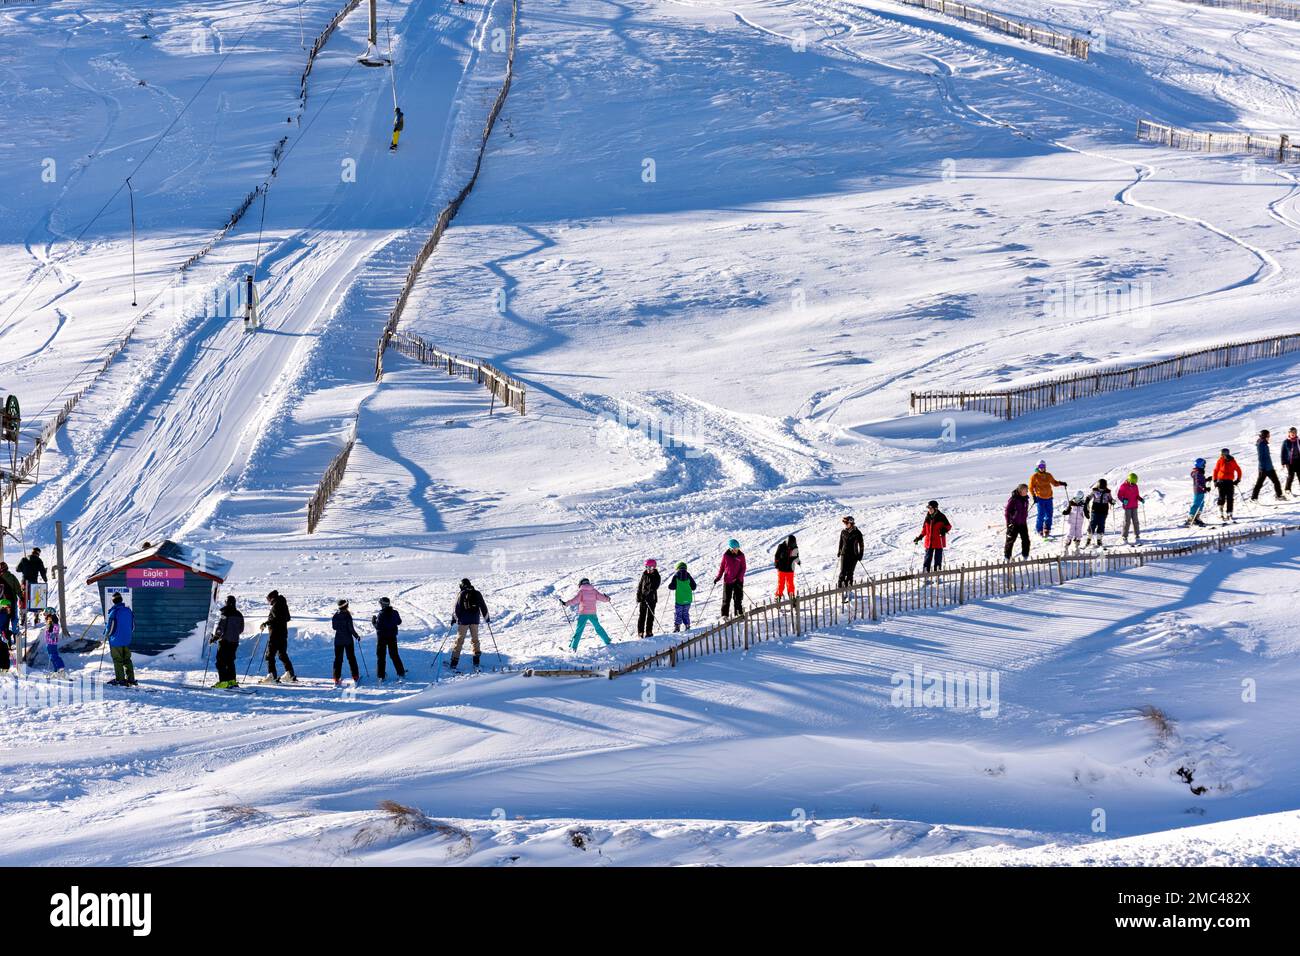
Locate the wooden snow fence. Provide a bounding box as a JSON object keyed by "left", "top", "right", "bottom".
{"left": 387, "top": 330, "right": 526, "bottom": 415}
{"left": 306, "top": 418, "right": 358, "bottom": 534}
{"left": 892, "top": 0, "right": 1090, "bottom": 60}
{"left": 528, "top": 526, "right": 1292, "bottom": 679}
{"left": 1136, "top": 120, "right": 1298, "bottom": 163}
{"left": 909, "top": 332, "right": 1300, "bottom": 420}
{"left": 1170, "top": 0, "right": 1300, "bottom": 20}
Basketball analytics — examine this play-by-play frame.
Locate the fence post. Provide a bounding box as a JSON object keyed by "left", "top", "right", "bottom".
{"left": 792, "top": 594, "right": 801, "bottom": 636}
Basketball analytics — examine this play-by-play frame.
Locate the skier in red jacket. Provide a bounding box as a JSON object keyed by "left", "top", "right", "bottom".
{"left": 913, "top": 501, "right": 951, "bottom": 573}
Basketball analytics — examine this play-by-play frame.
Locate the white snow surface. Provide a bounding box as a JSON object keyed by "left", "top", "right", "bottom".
{"left": 2, "top": 0, "right": 1300, "bottom": 865}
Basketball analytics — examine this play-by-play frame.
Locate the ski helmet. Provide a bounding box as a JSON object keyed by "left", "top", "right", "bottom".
{"left": 1072, "top": 490, "right": 1085, "bottom": 504}
{"left": 727, "top": 539, "right": 740, "bottom": 550}
{"left": 1097, "top": 478, "right": 1108, "bottom": 488}
{"left": 579, "top": 577, "right": 591, "bottom": 586}
{"left": 1036, "top": 460, "right": 1047, "bottom": 471}
{"left": 644, "top": 559, "right": 657, "bottom": 568}
{"left": 460, "top": 578, "right": 471, "bottom": 590}
{"left": 379, "top": 597, "right": 391, "bottom": 606}
{"left": 0, "top": 599, "right": 9, "bottom": 608}
{"left": 1128, "top": 473, "right": 1138, "bottom": 483}
{"left": 1194, "top": 458, "right": 1205, "bottom": 469}
{"left": 337, "top": 599, "right": 349, "bottom": 608}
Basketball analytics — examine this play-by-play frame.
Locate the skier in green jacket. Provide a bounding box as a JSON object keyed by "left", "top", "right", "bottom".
{"left": 667, "top": 562, "right": 697, "bottom": 632}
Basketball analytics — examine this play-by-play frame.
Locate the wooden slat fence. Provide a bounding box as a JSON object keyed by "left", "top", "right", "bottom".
{"left": 910, "top": 331, "right": 1300, "bottom": 419}
{"left": 893, "top": 0, "right": 1090, "bottom": 60}
{"left": 306, "top": 417, "right": 358, "bottom": 534}
{"left": 1170, "top": 0, "right": 1300, "bottom": 20}
{"left": 388, "top": 330, "right": 526, "bottom": 414}
{"left": 526, "top": 525, "right": 1290, "bottom": 679}
{"left": 1137, "top": 119, "right": 1297, "bottom": 163}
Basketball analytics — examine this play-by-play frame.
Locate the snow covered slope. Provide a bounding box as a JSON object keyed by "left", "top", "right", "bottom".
{"left": 3, "top": 0, "right": 1300, "bottom": 865}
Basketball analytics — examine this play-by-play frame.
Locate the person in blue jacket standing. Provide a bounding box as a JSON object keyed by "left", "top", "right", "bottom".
{"left": 1251, "top": 429, "right": 1284, "bottom": 501}
{"left": 104, "top": 592, "right": 137, "bottom": 686}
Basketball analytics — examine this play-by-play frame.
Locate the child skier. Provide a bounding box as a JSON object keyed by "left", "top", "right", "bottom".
{"left": 331, "top": 599, "right": 362, "bottom": 687}
{"left": 1214, "top": 448, "right": 1242, "bottom": 522}
{"left": 773, "top": 535, "right": 800, "bottom": 597}
{"left": 1187, "top": 458, "right": 1209, "bottom": 527}
{"left": 43, "top": 608, "right": 68, "bottom": 678}
{"left": 667, "top": 562, "right": 697, "bottom": 632}
{"left": 913, "top": 500, "right": 951, "bottom": 573}
{"left": 566, "top": 578, "right": 611, "bottom": 650}
{"left": 0, "top": 598, "right": 14, "bottom": 672}
{"left": 1083, "top": 479, "right": 1116, "bottom": 549}
{"left": 1118, "top": 473, "right": 1145, "bottom": 545}
{"left": 636, "top": 559, "right": 661, "bottom": 638}
{"left": 1061, "top": 491, "right": 1087, "bottom": 553}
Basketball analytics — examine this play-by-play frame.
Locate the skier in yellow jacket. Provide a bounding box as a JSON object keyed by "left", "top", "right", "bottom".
{"left": 1028, "top": 460, "right": 1067, "bottom": 538}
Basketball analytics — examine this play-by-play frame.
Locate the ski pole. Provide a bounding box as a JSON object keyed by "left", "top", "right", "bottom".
{"left": 244, "top": 632, "right": 263, "bottom": 686}
{"left": 356, "top": 636, "right": 369, "bottom": 677}
{"left": 556, "top": 595, "right": 572, "bottom": 625}
{"left": 200, "top": 640, "right": 213, "bottom": 688}
{"left": 485, "top": 618, "right": 503, "bottom": 670}
{"left": 608, "top": 601, "right": 634, "bottom": 642}
{"left": 430, "top": 624, "right": 453, "bottom": 680}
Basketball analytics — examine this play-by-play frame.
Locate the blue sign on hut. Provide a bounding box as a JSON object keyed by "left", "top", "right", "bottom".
{"left": 86, "top": 540, "right": 232, "bottom": 654}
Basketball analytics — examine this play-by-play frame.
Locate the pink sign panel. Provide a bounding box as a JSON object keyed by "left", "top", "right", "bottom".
{"left": 125, "top": 567, "right": 186, "bottom": 588}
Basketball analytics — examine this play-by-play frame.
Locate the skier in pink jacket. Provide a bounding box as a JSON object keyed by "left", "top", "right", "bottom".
{"left": 1117, "top": 473, "right": 1145, "bottom": 544}
{"left": 715, "top": 539, "right": 747, "bottom": 618}
{"left": 566, "top": 578, "right": 612, "bottom": 650}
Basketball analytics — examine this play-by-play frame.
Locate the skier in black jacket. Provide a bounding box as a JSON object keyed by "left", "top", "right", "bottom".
{"left": 259, "top": 590, "right": 297, "bottom": 684}
{"left": 210, "top": 596, "right": 244, "bottom": 688}
{"left": 331, "top": 599, "right": 361, "bottom": 686}
{"left": 371, "top": 597, "right": 405, "bottom": 681}
{"left": 635, "top": 560, "right": 661, "bottom": 638}
{"left": 774, "top": 534, "right": 800, "bottom": 597}
{"left": 449, "top": 579, "right": 490, "bottom": 671}
{"left": 16, "top": 548, "right": 46, "bottom": 625}
{"left": 837, "top": 516, "right": 864, "bottom": 590}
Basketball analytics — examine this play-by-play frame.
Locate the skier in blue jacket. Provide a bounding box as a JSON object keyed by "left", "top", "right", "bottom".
{"left": 1251, "top": 429, "right": 1284, "bottom": 501}
{"left": 1187, "top": 458, "right": 1209, "bottom": 527}
{"left": 104, "top": 592, "right": 136, "bottom": 686}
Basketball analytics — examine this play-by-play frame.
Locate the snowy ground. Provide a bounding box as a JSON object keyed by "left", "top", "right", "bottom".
{"left": 3, "top": 0, "right": 1300, "bottom": 865}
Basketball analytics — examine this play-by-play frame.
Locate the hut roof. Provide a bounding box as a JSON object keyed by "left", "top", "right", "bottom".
{"left": 86, "top": 539, "right": 232, "bottom": 585}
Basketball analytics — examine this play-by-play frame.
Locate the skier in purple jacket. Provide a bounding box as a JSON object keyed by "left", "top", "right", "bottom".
{"left": 1004, "top": 485, "right": 1031, "bottom": 560}
{"left": 715, "top": 540, "right": 747, "bottom": 618}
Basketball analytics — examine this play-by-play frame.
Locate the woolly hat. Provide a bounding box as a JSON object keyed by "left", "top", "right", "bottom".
{"left": 727, "top": 539, "right": 740, "bottom": 550}
{"left": 927, "top": 500, "right": 939, "bottom": 509}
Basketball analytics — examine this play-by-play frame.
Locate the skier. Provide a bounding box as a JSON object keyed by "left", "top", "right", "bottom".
{"left": 773, "top": 534, "right": 800, "bottom": 598}
{"left": 715, "top": 540, "right": 747, "bottom": 618}
{"left": 104, "top": 591, "right": 136, "bottom": 687}
{"left": 390, "top": 106, "right": 404, "bottom": 151}
{"left": 43, "top": 608, "right": 68, "bottom": 678}
{"left": 1187, "top": 458, "right": 1209, "bottom": 528}
{"left": 450, "top": 578, "right": 490, "bottom": 671}
{"left": 1283, "top": 427, "right": 1300, "bottom": 495}
{"left": 666, "top": 562, "right": 696, "bottom": 632}
{"left": 259, "top": 590, "right": 298, "bottom": 684}
{"left": 1251, "top": 429, "right": 1284, "bottom": 502}
{"left": 16, "top": 547, "right": 46, "bottom": 626}
{"left": 1028, "top": 461, "right": 1067, "bottom": 538}
{"left": 1213, "top": 449, "right": 1242, "bottom": 522}
{"left": 0, "top": 598, "right": 14, "bottom": 672}
{"left": 635, "top": 560, "right": 661, "bottom": 638}
{"left": 331, "top": 599, "right": 362, "bottom": 687}
{"left": 1084, "top": 479, "right": 1116, "bottom": 549}
{"left": 210, "top": 596, "right": 244, "bottom": 689}
{"left": 242, "top": 273, "right": 259, "bottom": 331}
{"left": 0, "top": 561, "right": 23, "bottom": 618}
{"left": 565, "top": 578, "right": 611, "bottom": 650}
{"left": 913, "top": 500, "right": 951, "bottom": 573}
{"left": 1118, "top": 473, "right": 1145, "bottom": 545}
{"left": 371, "top": 597, "right": 406, "bottom": 681}
{"left": 836, "top": 516, "right": 864, "bottom": 590}
{"left": 1061, "top": 490, "right": 1087, "bottom": 553}
{"left": 1004, "top": 484, "right": 1031, "bottom": 561}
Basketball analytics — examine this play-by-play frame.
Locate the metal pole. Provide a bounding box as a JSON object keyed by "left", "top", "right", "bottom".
{"left": 368, "top": 0, "right": 378, "bottom": 46}
{"left": 55, "top": 520, "right": 68, "bottom": 640}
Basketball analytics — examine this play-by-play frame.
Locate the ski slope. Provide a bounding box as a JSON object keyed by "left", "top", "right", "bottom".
{"left": 2, "top": 0, "right": 1300, "bottom": 865}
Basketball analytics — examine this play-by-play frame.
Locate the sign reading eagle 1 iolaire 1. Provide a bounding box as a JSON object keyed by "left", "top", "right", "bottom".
{"left": 124, "top": 567, "right": 186, "bottom": 588}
